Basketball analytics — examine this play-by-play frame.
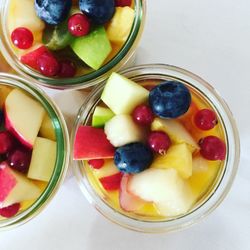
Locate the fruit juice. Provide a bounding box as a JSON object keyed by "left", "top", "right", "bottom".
{"left": 73, "top": 72, "right": 227, "bottom": 222}
{"left": 5, "top": 0, "right": 138, "bottom": 80}
{"left": 0, "top": 83, "right": 60, "bottom": 221}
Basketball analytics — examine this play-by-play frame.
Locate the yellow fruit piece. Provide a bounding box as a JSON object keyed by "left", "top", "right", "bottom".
{"left": 107, "top": 7, "right": 135, "bottom": 44}
{"left": 0, "top": 85, "right": 12, "bottom": 107}
{"left": 151, "top": 118, "right": 199, "bottom": 153}
{"left": 151, "top": 143, "right": 192, "bottom": 179}
{"left": 39, "top": 113, "right": 56, "bottom": 141}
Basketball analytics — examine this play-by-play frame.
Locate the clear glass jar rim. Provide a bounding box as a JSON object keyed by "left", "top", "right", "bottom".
{"left": 71, "top": 63, "right": 240, "bottom": 233}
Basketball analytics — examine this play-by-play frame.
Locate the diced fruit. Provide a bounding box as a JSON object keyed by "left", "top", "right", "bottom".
{"left": 35, "top": 0, "right": 72, "bottom": 25}
{"left": 149, "top": 81, "right": 191, "bottom": 118}
{"left": 8, "top": 0, "right": 45, "bottom": 40}
{"left": 70, "top": 26, "right": 112, "bottom": 70}
{"left": 4, "top": 89, "right": 45, "bottom": 148}
{"left": 150, "top": 143, "right": 192, "bottom": 179}
{"left": 28, "top": 137, "right": 57, "bottom": 182}
{"left": 99, "top": 172, "right": 123, "bottom": 191}
{"left": 37, "top": 52, "right": 60, "bottom": 77}
{"left": 7, "top": 147, "right": 32, "bottom": 174}
{"left": 132, "top": 105, "right": 154, "bottom": 126}
{"left": 92, "top": 106, "right": 114, "bottom": 128}
{"left": 199, "top": 136, "right": 226, "bottom": 160}
{"left": 107, "top": 7, "right": 135, "bottom": 44}
{"left": 147, "top": 131, "right": 171, "bottom": 154}
{"left": 0, "top": 86, "right": 12, "bottom": 108}
{"left": 68, "top": 13, "right": 91, "bottom": 37}
{"left": 79, "top": 0, "right": 115, "bottom": 25}
{"left": 0, "top": 110, "right": 3, "bottom": 130}
{"left": 73, "top": 126, "right": 115, "bottom": 160}
{"left": 39, "top": 113, "right": 56, "bottom": 141}
{"left": 114, "top": 142, "right": 153, "bottom": 173}
{"left": 128, "top": 168, "right": 195, "bottom": 217}
{"left": 42, "top": 20, "right": 74, "bottom": 51}
{"left": 88, "top": 159, "right": 105, "bottom": 169}
{"left": 101, "top": 73, "right": 149, "bottom": 115}
{"left": 104, "top": 114, "right": 145, "bottom": 147}
{"left": 151, "top": 118, "right": 199, "bottom": 152}
{"left": 0, "top": 162, "right": 41, "bottom": 208}
{"left": 11, "top": 27, "right": 34, "bottom": 50}
{"left": 194, "top": 109, "right": 218, "bottom": 130}
{"left": 115, "top": 0, "right": 132, "bottom": 7}
{"left": 0, "top": 203, "right": 20, "bottom": 218}
{"left": 58, "top": 60, "right": 77, "bottom": 78}
{"left": 119, "top": 174, "right": 145, "bottom": 212}
{"left": 0, "top": 131, "right": 16, "bottom": 155}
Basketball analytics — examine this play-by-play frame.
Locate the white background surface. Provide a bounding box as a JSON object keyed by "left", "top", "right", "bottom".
{"left": 1, "top": 0, "right": 250, "bottom": 249}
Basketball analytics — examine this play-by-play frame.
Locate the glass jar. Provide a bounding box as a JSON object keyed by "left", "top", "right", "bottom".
{"left": 0, "top": 0, "right": 146, "bottom": 90}
{"left": 0, "top": 73, "right": 69, "bottom": 230}
{"left": 71, "top": 64, "right": 240, "bottom": 233}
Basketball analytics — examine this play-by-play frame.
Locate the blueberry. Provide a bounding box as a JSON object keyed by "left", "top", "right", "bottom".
{"left": 35, "top": 0, "right": 72, "bottom": 25}
{"left": 0, "top": 110, "right": 4, "bottom": 131}
{"left": 79, "top": 0, "right": 115, "bottom": 25}
{"left": 149, "top": 81, "right": 191, "bottom": 118}
{"left": 114, "top": 143, "right": 153, "bottom": 174}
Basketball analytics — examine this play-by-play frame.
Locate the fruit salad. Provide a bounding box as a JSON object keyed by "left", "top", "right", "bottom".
{"left": 7, "top": 0, "right": 137, "bottom": 79}
{"left": 0, "top": 84, "right": 58, "bottom": 220}
{"left": 73, "top": 72, "right": 227, "bottom": 220}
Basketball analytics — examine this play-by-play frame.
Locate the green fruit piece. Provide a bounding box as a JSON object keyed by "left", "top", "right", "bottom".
{"left": 92, "top": 106, "right": 115, "bottom": 128}
{"left": 42, "top": 20, "right": 74, "bottom": 51}
{"left": 70, "top": 26, "right": 112, "bottom": 70}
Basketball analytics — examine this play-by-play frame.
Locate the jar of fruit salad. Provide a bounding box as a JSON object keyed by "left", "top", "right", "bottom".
{"left": 0, "top": 0, "right": 146, "bottom": 89}
{"left": 0, "top": 73, "right": 69, "bottom": 230}
{"left": 71, "top": 64, "right": 240, "bottom": 233}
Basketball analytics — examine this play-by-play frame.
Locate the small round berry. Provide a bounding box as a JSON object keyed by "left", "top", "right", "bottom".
{"left": 0, "top": 203, "right": 20, "bottom": 218}
{"left": 194, "top": 109, "right": 218, "bottom": 130}
{"left": 11, "top": 27, "right": 34, "bottom": 49}
{"left": 148, "top": 131, "right": 171, "bottom": 155}
{"left": 7, "top": 147, "right": 32, "bottom": 174}
{"left": 0, "top": 131, "right": 16, "bottom": 155}
{"left": 58, "top": 60, "right": 77, "bottom": 78}
{"left": 115, "top": 0, "right": 132, "bottom": 7}
{"left": 37, "top": 52, "right": 59, "bottom": 77}
{"left": 199, "top": 136, "right": 226, "bottom": 160}
{"left": 88, "top": 159, "right": 105, "bottom": 169}
{"left": 68, "top": 13, "right": 91, "bottom": 37}
{"left": 132, "top": 105, "right": 154, "bottom": 126}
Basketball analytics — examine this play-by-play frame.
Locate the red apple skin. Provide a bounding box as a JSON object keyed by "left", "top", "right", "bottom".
{"left": 99, "top": 172, "right": 123, "bottom": 191}
{"left": 4, "top": 105, "right": 33, "bottom": 149}
{"left": 74, "top": 126, "right": 115, "bottom": 160}
{"left": 0, "top": 162, "right": 17, "bottom": 203}
{"left": 119, "top": 174, "right": 145, "bottom": 212}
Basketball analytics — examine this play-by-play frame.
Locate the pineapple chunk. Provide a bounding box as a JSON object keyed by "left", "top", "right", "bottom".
{"left": 39, "top": 113, "right": 56, "bottom": 141}
{"left": 107, "top": 7, "right": 135, "bottom": 44}
{"left": 0, "top": 86, "right": 12, "bottom": 108}
{"left": 150, "top": 143, "right": 192, "bottom": 179}
{"left": 151, "top": 118, "right": 199, "bottom": 152}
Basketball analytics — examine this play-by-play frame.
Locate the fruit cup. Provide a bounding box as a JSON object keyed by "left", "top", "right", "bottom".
{"left": 0, "top": 73, "right": 69, "bottom": 230}
{"left": 71, "top": 64, "right": 240, "bottom": 233}
{"left": 0, "top": 0, "right": 146, "bottom": 89}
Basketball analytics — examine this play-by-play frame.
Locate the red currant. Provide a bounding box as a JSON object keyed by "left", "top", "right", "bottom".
{"left": 148, "top": 131, "right": 171, "bottom": 154}
{"left": 0, "top": 131, "right": 16, "bottom": 155}
{"left": 58, "top": 60, "right": 77, "bottom": 78}
{"left": 0, "top": 203, "right": 20, "bottom": 218}
{"left": 37, "top": 52, "right": 59, "bottom": 77}
{"left": 132, "top": 105, "right": 154, "bottom": 126}
{"left": 194, "top": 109, "right": 218, "bottom": 130}
{"left": 115, "top": 0, "right": 132, "bottom": 6}
{"left": 88, "top": 159, "right": 105, "bottom": 169}
{"left": 11, "top": 27, "right": 34, "bottom": 49}
{"left": 7, "top": 147, "right": 32, "bottom": 174}
{"left": 68, "top": 13, "right": 91, "bottom": 37}
{"left": 199, "top": 136, "right": 226, "bottom": 160}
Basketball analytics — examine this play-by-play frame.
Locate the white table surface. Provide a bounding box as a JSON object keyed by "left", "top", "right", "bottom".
{"left": 1, "top": 0, "right": 250, "bottom": 249}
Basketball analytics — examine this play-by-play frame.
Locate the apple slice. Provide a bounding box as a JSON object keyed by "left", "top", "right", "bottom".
{"left": 151, "top": 143, "right": 192, "bottom": 179}
{"left": 73, "top": 126, "right": 115, "bottom": 160}
{"left": 119, "top": 174, "right": 145, "bottom": 212}
{"left": 39, "top": 113, "right": 56, "bottom": 141}
{"left": 128, "top": 168, "right": 195, "bottom": 217}
{"left": 0, "top": 162, "right": 41, "bottom": 208}
{"left": 28, "top": 137, "right": 57, "bottom": 182}
{"left": 151, "top": 118, "right": 199, "bottom": 153}
{"left": 99, "top": 172, "right": 123, "bottom": 191}
{"left": 4, "top": 89, "right": 45, "bottom": 148}
{"left": 92, "top": 106, "right": 114, "bottom": 128}
{"left": 101, "top": 73, "right": 149, "bottom": 115}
